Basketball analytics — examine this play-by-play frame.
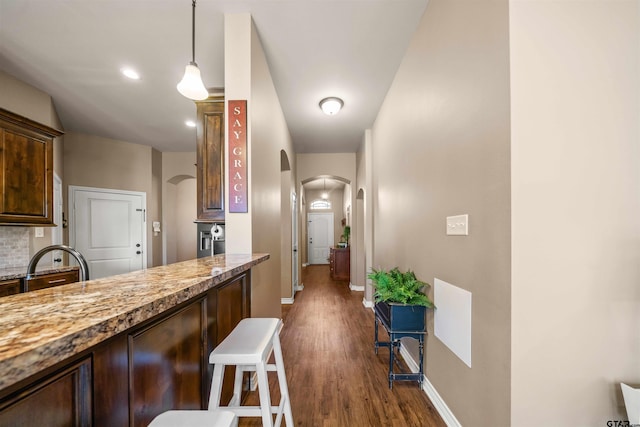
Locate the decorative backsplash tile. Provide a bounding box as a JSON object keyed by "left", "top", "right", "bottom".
{"left": 0, "top": 227, "right": 29, "bottom": 268}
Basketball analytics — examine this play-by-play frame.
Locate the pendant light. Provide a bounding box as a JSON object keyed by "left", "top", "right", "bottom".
{"left": 177, "top": 0, "right": 209, "bottom": 101}
{"left": 321, "top": 179, "right": 329, "bottom": 199}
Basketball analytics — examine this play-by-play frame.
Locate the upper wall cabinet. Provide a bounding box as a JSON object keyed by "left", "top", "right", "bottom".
{"left": 196, "top": 95, "right": 225, "bottom": 222}
{"left": 0, "top": 108, "right": 62, "bottom": 226}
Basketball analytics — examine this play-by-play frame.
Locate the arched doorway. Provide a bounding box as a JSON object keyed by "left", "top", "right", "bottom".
{"left": 164, "top": 174, "right": 196, "bottom": 264}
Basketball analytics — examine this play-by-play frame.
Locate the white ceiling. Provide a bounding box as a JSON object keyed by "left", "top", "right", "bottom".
{"left": 0, "top": 0, "right": 428, "bottom": 153}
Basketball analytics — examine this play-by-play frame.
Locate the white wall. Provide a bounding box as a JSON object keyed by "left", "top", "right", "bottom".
{"left": 510, "top": 1, "right": 640, "bottom": 424}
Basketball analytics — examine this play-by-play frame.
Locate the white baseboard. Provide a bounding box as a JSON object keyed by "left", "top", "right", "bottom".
{"left": 302, "top": 263, "right": 309, "bottom": 267}
{"left": 281, "top": 297, "right": 295, "bottom": 305}
{"left": 295, "top": 283, "right": 304, "bottom": 291}
{"left": 399, "top": 343, "right": 462, "bottom": 427}
{"left": 362, "top": 298, "right": 374, "bottom": 309}
{"left": 349, "top": 282, "right": 364, "bottom": 291}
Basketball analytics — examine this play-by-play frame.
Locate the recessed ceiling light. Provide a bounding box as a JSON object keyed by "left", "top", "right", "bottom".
{"left": 185, "top": 120, "right": 196, "bottom": 128}
{"left": 121, "top": 68, "right": 140, "bottom": 80}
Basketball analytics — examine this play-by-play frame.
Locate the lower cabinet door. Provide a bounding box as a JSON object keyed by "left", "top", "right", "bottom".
{"left": 128, "top": 300, "right": 205, "bottom": 427}
{"left": 0, "top": 279, "right": 20, "bottom": 297}
{"left": 0, "top": 357, "right": 92, "bottom": 426}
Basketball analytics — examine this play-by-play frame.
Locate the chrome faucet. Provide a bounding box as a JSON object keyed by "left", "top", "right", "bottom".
{"left": 26, "top": 244, "right": 90, "bottom": 282}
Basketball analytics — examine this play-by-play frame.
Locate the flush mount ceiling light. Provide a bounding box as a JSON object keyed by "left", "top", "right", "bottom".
{"left": 185, "top": 120, "right": 196, "bottom": 128}
{"left": 177, "top": 0, "right": 209, "bottom": 101}
{"left": 319, "top": 97, "right": 344, "bottom": 115}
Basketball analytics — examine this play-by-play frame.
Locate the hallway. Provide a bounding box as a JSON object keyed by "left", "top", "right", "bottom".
{"left": 239, "top": 265, "right": 446, "bottom": 426}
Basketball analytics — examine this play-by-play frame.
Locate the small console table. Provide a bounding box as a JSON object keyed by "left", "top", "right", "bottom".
{"left": 374, "top": 304, "right": 426, "bottom": 389}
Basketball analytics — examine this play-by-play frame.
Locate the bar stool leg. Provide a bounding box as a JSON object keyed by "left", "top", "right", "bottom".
{"left": 272, "top": 333, "right": 294, "bottom": 426}
{"left": 255, "top": 361, "right": 273, "bottom": 427}
{"left": 229, "top": 365, "right": 245, "bottom": 407}
{"left": 208, "top": 363, "right": 226, "bottom": 410}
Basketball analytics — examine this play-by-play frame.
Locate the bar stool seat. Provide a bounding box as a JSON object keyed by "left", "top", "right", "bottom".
{"left": 148, "top": 409, "right": 238, "bottom": 427}
{"left": 208, "top": 318, "right": 293, "bottom": 427}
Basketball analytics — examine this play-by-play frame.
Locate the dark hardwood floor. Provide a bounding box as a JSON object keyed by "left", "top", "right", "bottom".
{"left": 239, "top": 264, "right": 446, "bottom": 426}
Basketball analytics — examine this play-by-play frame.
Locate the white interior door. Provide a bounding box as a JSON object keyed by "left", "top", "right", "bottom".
{"left": 308, "top": 212, "right": 333, "bottom": 264}
{"left": 52, "top": 174, "right": 63, "bottom": 266}
{"left": 292, "top": 192, "right": 298, "bottom": 292}
{"left": 70, "top": 186, "right": 146, "bottom": 279}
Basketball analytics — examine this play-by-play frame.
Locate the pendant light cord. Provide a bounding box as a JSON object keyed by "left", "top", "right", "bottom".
{"left": 191, "top": 0, "right": 196, "bottom": 64}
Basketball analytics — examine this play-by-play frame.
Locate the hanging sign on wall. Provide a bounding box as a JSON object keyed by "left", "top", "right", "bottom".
{"left": 228, "top": 100, "right": 248, "bottom": 213}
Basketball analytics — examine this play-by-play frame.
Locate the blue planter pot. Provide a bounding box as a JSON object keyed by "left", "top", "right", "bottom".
{"left": 374, "top": 301, "right": 426, "bottom": 332}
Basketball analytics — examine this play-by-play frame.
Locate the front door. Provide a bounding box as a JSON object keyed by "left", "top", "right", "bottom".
{"left": 308, "top": 212, "right": 333, "bottom": 265}
{"left": 70, "top": 186, "right": 146, "bottom": 279}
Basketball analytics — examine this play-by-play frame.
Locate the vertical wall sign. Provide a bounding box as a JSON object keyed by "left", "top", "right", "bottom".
{"left": 228, "top": 100, "right": 248, "bottom": 213}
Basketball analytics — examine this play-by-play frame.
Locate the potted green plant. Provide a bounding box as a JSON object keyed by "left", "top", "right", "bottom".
{"left": 368, "top": 267, "right": 434, "bottom": 331}
{"left": 338, "top": 225, "right": 351, "bottom": 248}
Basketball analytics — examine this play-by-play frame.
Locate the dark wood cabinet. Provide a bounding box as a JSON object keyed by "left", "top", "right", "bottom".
{"left": 24, "top": 270, "right": 79, "bottom": 292}
{"left": 0, "top": 271, "right": 252, "bottom": 426}
{"left": 0, "top": 108, "right": 62, "bottom": 226}
{"left": 0, "top": 279, "right": 20, "bottom": 297}
{"left": 129, "top": 301, "right": 204, "bottom": 427}
{"left": 330, "top": 247, "right": 350, "bottom": 281}
{"left": 0, "top": 357, "right": 92, "bottom": 427}
{"left": 196, "top": 96, "right": 225, "bottom": 221}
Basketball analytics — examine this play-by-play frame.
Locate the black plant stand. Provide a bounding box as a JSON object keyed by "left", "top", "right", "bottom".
{"left": 374, "top": 304, "right": 426, "bottom": 389}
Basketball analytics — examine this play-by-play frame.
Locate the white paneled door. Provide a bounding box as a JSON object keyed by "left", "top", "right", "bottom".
{"left": 70, "top": 186, "right": 146, "bottom": 279}
{"left": 308, "top": 212, "right": 333, "bottom": 265}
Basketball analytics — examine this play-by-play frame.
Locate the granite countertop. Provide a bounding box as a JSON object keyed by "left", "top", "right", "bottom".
{"left": 0, "top": 265, "right": 80, "bottom": 281}
{"left": 0, "top": 253, "right": 269, "bottom": 391}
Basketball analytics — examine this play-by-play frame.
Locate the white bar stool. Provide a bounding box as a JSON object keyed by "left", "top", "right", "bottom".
{"left": 148, "top": 409, "right": 238, "bottom": 427}
{"left": 208, "top": 318, "right": 293, "bottom": 427}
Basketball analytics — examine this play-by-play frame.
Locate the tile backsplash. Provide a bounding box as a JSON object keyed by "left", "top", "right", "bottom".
{"left": 0, "top": 227, "right": 29, "bottom": 268}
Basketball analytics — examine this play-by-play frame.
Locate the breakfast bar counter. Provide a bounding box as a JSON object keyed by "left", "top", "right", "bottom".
{"left": 0, "top": 253, "right": 269, "bottom": 426}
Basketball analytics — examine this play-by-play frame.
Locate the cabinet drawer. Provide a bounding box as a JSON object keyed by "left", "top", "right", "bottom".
{"left": 25, "top": 271, "right": 79, "bottom": 292}
{"left": 0, "top": 279, "right": 21, "bottom": 297}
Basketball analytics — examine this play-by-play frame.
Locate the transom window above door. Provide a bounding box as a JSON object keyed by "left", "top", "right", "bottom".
{"left": 310, "top": 199, "right": 331, "bottom": 210}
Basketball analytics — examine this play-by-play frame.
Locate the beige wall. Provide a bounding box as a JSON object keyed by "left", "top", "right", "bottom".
{"left": 250, "top": 15, "right": 296, "bottom": 314}
{"left": 162, "top": 152, "right": 197, "bottom": 265}
{"left": 0, "top": 70, "right": 65, "bottom": 259}
{"left": 296, "top": 153, "right": 357, "bottom": 281}
{"left": 64, "top": 132, "right": 161, "bottom": 267}
{"left": 510, "top": 1, "right": 640, "bottom": 425}
{"left": 371, "top": 1, "right": 511, "bottom": 426}
{"left": 225, "top": 13, "right": 295, "bottom": 317}
{"left": 356, "top": 130, "right": 373, "bottom": 297}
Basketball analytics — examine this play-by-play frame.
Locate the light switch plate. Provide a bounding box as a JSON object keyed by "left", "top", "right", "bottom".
{"left": 446, "top": 214, "right": 469, "bottom": 236}
{"left": 34, "top": 227, "right": 44, "bottom": 238}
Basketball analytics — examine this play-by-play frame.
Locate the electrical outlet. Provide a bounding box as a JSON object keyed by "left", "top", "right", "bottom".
{"left": 35, "top": 227, "right": 44, "bottom": 238}
{"left": 446, "top": 214, "right": 469, "bottom": 236}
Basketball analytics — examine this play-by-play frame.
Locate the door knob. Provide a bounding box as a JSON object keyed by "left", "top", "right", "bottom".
{"left": 53, "top": 258, "right": 62, "bottom": 263}
{"left": 136, "top": 251, "right": 141, "bottom": 255}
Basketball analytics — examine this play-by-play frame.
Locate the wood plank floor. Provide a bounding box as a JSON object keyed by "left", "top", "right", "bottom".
{"left": 238, "top": 265, "right": 446, "bottom": 426}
